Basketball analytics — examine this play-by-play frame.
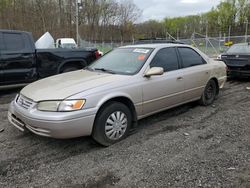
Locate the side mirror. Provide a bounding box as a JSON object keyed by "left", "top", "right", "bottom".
{"left": 144, "top": 67, "right": 164, "bottom": 77}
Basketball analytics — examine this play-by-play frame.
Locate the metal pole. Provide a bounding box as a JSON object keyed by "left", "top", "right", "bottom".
{"left": 76, "top": 0, "right": 79, "bottom": 47}
{"left": 219, "top": 31, "right": 221, "bottom": 51}
{"left": 205, "top": 23, "right": 208, "bottom": 53}
{"left": 245, "top": 19, "right": 248, "bottom": 43}
{"left": 228, "top": 25, "right": 231, "bottom": 42}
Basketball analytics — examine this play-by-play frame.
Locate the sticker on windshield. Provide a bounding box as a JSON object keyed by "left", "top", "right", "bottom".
{"left": 133, "top": 49, "right": 150, "bottom": 54}
{"left": 138, "top": 55, "right": 146, "bottom": 61}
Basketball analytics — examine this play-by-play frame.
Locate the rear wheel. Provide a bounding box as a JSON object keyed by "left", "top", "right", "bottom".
{"left": 199, "top": 79, "right": 217, "bottom": 106}
{"left": 92, "top": 102, "right": 132, "bottom": 146}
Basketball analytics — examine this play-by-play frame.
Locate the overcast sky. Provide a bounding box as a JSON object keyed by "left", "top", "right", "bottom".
{"left": 133, "top": 0, "right": 221, "bottom": 22}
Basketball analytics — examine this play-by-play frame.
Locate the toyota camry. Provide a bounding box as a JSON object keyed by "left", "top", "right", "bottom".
{"left": 8, "top": 43, "right": 227, "bottom": 146}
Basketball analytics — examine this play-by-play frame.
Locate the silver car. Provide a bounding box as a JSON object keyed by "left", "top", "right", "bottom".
{"left": 8, "top": 44, "right": 227, "bottom": 146}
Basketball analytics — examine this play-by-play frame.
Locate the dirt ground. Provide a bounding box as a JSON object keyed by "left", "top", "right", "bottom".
{"left": 0, "top": 80, "right": 250, "bottom": 188}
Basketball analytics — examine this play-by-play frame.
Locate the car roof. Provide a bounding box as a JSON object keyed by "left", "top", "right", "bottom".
{"left": 120, "top": 43, "right": 191, "bottom": 49}
{"left": 120, "top": 43, "right": 210, "bottom": 62}
{"left": 0, "top": 29, "right": 31, "bottom": 35}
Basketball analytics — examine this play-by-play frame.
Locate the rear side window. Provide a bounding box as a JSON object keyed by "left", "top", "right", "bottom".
{"left": 178, "top": 47, "right": 205, "bottom": 68}
{"left": 150, "top": 47, "right": 179, "bottom": 72}
{"left": 3, "top": 33, "right": 25, "bottom": 51}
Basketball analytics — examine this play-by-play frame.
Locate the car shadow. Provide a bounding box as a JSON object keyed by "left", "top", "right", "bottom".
{"left": 135, "top": 101, "right": 198, "bottom": 133}
{"left": 0, "top": 88, "right": 20, "bottom": 104}
{"left": 21, "top": 131, "right": 102, "bottom": 154}
{"left": 227, "top": 77, "right": 250, "bottom": 83}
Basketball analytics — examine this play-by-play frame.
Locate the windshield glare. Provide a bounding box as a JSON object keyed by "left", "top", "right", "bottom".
{"left": 227, "top": 43, "right": 250, "bottom": 54}
{"left": 89, "top": 48, "right": 153, "bottom": 75}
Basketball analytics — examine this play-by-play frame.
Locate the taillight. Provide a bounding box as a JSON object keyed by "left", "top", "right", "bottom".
{"left": 95, "top": 51, "right": 101, "bottom": 59}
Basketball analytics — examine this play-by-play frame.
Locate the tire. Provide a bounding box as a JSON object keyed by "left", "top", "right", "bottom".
{"left": 199, "top": 79, "right": 217, "bottom": 106}
{"left": 92, "top": 102, "right": 132, "bottom": 146}
{"left": 61, "top": 66, "right": 79, "bottom": 73}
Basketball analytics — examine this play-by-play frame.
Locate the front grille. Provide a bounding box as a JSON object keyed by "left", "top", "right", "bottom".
{"left": 16, "top": 95, "right": 34, "bottom": 109}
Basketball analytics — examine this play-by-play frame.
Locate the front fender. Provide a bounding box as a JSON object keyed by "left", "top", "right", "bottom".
{"left": 96, "top": 92, "right": 134, "bottom": 108}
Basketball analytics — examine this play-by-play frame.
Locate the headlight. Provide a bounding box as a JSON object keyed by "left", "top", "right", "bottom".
{"left": 58, "top": 100, "right": 86, "bottom": 111}
{"left": 37, "top": 100, "right": 86, "bottom": 112}
{"left": 37, "top": 101, "right": 61, "bottom": 112}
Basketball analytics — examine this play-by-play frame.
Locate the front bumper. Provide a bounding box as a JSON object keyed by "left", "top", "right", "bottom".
{"left": 8, "top": 101, "right": 97, "bottom": 139}
{"left": 227, "top": 69, "right": 250, "bottom": 77}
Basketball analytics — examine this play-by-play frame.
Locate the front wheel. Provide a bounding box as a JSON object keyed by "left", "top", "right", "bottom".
{"left": 92, "top": 102, "right": 132, "bottom": 146}
{"left": 199, "top": 79, "right": 218, "bottom": 106}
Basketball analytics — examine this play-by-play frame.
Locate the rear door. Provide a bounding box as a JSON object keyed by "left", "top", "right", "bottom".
{"left": 1, "top": 31, "right": 36, "bottom": 84}
{"left": 142, "top": 47, "right": 185, "bottom": 116}
{"left": 177, "top": 47, "right": 211, "bottom": 101}
{"left": 0, "top": 32, "right": 4, "bottom": 84}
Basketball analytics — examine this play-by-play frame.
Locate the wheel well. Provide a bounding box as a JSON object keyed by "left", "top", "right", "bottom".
{"left": 59, "top": 61, "right": 86, "bottom": 73}
{"left": 97, "top": 97, "right": 138, "bottom": 128}
{"left": 210, "top": 77, "right": 219, "bottom": 96}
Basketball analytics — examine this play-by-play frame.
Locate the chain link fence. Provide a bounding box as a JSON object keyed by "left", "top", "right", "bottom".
{"left": 180, "top": 33, "right": 250, "bottom": 57}
{"left": 80, "top": 34, "right": 250, "bottom": 58}
{"left": 79, "top": 38, "right": 132, "bottom": 53}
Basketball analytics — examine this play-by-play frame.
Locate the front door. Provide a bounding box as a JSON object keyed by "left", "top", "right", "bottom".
{"left": 142, "top": 47, "right": 185, "bottom": 116}
{"left": 1, "top": 31, "right": 36, "bottom": 85}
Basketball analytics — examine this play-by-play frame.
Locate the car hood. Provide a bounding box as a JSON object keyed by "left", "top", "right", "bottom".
{"left": 21, "top": 70, "right": 127, "bottom": 102}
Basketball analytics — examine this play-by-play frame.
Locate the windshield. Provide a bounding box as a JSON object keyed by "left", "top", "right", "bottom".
{"left": 227, "top": 43, "right": 250, "bottom": 54}
{"left": 88, "top": 47, "right": 153, "bottom": 75}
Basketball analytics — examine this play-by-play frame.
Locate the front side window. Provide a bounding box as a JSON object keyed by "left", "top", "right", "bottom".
{"left": 178, "top": 47, "right": 205, "bottom": 68}
{"left": 3, "top": 33, "right": 25, "bottom": 51}
{"left": 89, "top": 48, "right": 153, "bottom": 75}
{"left": 150, "top": 47, "right": 179, "bottom": 72}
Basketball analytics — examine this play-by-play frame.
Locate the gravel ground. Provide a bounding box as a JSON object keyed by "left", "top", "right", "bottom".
{"left": 0, "top": 80, "right": 250, "bottom": 188}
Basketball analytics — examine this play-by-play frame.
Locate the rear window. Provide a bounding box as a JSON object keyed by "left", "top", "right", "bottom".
{"left": 3, "top": 32, "right": 25, "bottom": 51}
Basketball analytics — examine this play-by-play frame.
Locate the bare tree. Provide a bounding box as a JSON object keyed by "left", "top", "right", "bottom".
{"left": 116, "top": 0, "right": 141, "bottom": 41}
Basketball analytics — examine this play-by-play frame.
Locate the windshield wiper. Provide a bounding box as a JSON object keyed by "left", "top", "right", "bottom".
{"left": 94, "top": 68, "right": 116, "bottom": 74}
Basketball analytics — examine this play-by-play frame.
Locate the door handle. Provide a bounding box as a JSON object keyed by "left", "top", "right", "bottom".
{"left": 177, "top": 77, "right": 183, "bottom": 80}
